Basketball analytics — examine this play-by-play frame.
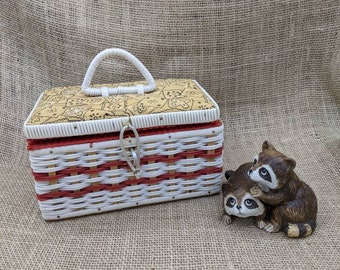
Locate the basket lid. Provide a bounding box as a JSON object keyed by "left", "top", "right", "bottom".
{"left": 23, "top": 49, "right": 220, "bottom": 139}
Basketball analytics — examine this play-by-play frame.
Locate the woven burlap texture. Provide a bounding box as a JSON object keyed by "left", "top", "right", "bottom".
{"left": 1, "top": 1, "right": 339, "bottom": 269}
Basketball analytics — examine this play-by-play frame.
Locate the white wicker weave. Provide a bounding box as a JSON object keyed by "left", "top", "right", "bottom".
{"left": 29, "top": 123, "right": 224, "bottom": 220}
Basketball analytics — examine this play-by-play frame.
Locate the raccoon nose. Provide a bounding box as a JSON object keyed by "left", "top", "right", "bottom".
{"left": 236, "top": 205, "right": 241, "bottom": 210}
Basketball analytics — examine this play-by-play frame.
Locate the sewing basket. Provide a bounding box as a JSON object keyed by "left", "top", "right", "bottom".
{"left": 24, "top": 48, "right": 224, "bottom": 220}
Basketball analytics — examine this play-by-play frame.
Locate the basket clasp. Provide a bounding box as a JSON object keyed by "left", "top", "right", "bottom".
{"left": 119, "top": 120, "right": 141, "bottom": 179}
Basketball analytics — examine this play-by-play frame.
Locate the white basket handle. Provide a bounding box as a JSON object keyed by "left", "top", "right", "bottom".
{"left": 81, "top": 48, "right": 156, "bottom": 96}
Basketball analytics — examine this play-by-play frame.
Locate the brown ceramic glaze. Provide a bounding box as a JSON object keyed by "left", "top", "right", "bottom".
{"left": 249, "top": 141, "right": 317, "bottom": 238}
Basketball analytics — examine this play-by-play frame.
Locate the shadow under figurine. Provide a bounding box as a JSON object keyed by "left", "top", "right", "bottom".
{"left": 248, "top": 141, "right": 318, "bottom": 238}
{"left": 222, "top": 163, "right": 268, "bottom": 226}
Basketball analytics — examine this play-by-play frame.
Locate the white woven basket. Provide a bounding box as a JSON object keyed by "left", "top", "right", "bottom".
{"left": 24, "top": 48, "right": 224, "bottom": 220}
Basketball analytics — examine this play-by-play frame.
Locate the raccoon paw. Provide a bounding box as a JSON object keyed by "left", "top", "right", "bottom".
{"left": 256, "top": 220, "right": 267, "bottom": 230}
{"left": 256, "top": 220, "right": 280, "bottom": 233}
{"left": 250, "top": 185, "right": 263, "bottom": 198}
{"left": 222, "top": 214, "right": 232, "bottom": 225}
{"left": 263, "top": 223, "right": 280, "bottom": 233}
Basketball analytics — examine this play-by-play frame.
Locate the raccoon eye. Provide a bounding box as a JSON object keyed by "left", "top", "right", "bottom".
{"left": 226, "top": 198, "right": 236, "bottom": 207}
{"left": 244, "top": 199, "right": 259, "bottom": 209}
{"left": 259, "top": 167, "right": 268, "bottom": 176}
{"left": 259, "top": 167, "right": 272, "bottom": 182}
{"left": 244, "top": 199, "right": 254, "bottom": 207}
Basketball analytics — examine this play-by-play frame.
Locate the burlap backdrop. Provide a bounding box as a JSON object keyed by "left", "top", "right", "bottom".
{"left": 1, "top": 1, "right": 339, "bottom": 269}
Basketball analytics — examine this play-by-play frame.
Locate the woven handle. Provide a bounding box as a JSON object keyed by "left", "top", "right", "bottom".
{"left": 81, "top": 48, "right": 156, "bottom": 96}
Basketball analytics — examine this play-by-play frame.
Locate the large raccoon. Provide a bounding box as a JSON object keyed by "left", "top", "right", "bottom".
{"left": 248, "top": 141, "right": 318, "bottom": 238}
{"left": 222, "top": 163, "right": 267, "bottom": 226}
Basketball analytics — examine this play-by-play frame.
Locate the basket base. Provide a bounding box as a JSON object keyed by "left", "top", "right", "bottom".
{"left": 41, "top": 189, "right": 220, "bottom": 220}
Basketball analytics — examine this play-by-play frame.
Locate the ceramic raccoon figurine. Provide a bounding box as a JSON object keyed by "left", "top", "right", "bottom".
{"left": 248, "top": 141, "right": 318, "bottom": 238}
{"left": 222, "top": 163, "right": 267, "bottom": 225}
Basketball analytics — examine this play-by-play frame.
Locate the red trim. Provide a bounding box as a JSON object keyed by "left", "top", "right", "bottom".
{"left": 36, "top": 166, "right": 223, "bottom": 201}
{"left": 27, "top": 120, "right": 222, "bottom": 151}
{"left": 32, "top": 147, "right": 223, "bottom": 182}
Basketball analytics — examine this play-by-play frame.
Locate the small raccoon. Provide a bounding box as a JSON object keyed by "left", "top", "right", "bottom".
{"left": 248, "top": 141, "right": 318, "bottom": 238}
{"left": 222, "top": 163, "right": 267, "bottom": 225}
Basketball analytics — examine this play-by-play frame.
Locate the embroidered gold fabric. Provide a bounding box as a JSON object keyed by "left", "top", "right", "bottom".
{"left": 26, "top": 79, "right": 216, "bottom": 125}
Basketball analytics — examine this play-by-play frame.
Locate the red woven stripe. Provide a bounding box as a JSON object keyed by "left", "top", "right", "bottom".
{"left": 32, "top": 147, "right": 223, "bottom": 182}
{"left": 36, "top": 166, "right": 222, "bottom": 201}
{"left": 27, "top": 120, "right": 222, "bottom": 150}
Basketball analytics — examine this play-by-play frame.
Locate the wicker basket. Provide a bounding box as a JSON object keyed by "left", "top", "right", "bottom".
{"left": 24, "top": 48, "right": 224, "bottom": 220}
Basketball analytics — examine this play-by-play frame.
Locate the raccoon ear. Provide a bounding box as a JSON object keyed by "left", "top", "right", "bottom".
{"left": 225, "top": 170, "right": 234, "bottom": 180}
{"left": 222, "top": 183, "right": 232, "bottom": 196}
{"left": 284, "top": 158, "right": 296, "bottom": 173}
{"left": 262, "top": 141, "right": 276, "bottom": 151}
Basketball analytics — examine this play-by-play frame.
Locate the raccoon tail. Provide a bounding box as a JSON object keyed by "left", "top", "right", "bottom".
{"left": 282, "top": 221, "right": 316, "bottom": 238}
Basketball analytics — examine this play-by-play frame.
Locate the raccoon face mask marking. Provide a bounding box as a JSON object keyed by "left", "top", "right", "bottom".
{"left": 224, "top": 192, "right": 265, "bottom": 218}
{"left": 248, "top": 155, "right": 278, "bottom": 190}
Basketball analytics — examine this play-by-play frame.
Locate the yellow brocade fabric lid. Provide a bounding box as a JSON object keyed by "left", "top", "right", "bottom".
{"left": 27, "top": 79, "right": 215, "bottom": 125}
{"left": 24, "top": 79, "right": 220, "bottom": 139}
